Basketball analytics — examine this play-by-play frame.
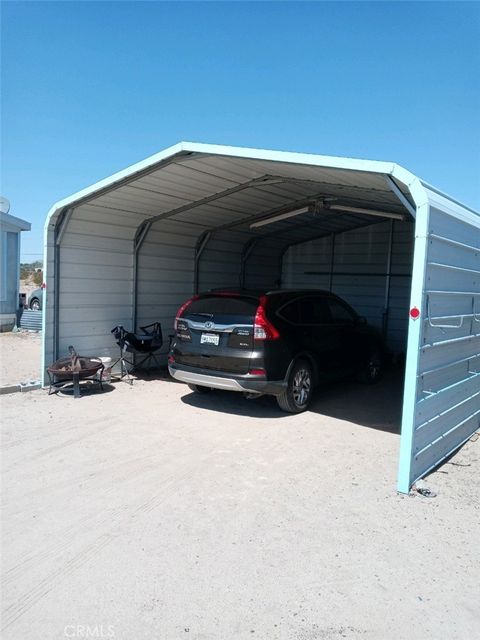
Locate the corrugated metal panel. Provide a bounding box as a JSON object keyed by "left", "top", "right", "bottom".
{"left": 388, "top": 223, "right": 414, "bottom": 353}
{"left": 245, "top": 237, "right": 283, "bottom": 290}
{"left": 281, "top": 221, "right": 414, "bottom": 353}
{"left": 19, "top": 310, "right": 42, "bottom": 331}
{"left": 406, "top": 203, "right": 480, "bottom": 485}
{"left": 52, "top": 203, "right": 140, "bottom": 362}
{"left": 185, "top": 154, "right": 395, "bottom": 193}
{"left": 198, "top": 229, "right": 248, "bottom": 291}
{"left": 136, "top": 218, "right": 199, "bottom": 350}
{"left": 282, "top": 234, "right": 332, "bottom": 290}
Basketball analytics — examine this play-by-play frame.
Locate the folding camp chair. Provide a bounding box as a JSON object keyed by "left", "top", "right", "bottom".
{"left": 111, "top": 322, "right": 163, "bottom": 382}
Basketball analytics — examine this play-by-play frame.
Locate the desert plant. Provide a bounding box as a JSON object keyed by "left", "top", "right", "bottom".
{"left": 32, "top": 270, "right": 43, "bottom": 286}
{"left": 20, "top": 266, "right": 31, "bottom": 280}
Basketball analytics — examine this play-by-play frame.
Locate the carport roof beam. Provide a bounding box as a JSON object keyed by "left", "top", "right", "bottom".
{"left": 385, "top": 175, "right": 416, "bottom": 218}
{"left": 200, "top": 193, "right": 327, "bottom": 235}
{"left": 55, "top": 208, "right": 74, "bottom": 245}
{"left": 143, "top": 175, "right": 286, "bottom": 226}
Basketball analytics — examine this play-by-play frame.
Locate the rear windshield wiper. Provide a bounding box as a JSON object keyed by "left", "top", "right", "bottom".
{"left": 189, "top": 312, "right": 214, "bottom": 319}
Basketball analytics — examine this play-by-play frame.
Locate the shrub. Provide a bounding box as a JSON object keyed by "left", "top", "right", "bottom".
{"left": 20, "top": 266, "right": 30, "bottom": 280}
{"left": 32, "top": 270, "right": 43, "bottom": 286}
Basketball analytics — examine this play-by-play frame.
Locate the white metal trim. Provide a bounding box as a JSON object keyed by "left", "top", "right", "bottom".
{"left": 397, "top": 200, "right": 430, "bottom": 493}
{"left": 169, "top": 367, "right": 246, "bottom": 391}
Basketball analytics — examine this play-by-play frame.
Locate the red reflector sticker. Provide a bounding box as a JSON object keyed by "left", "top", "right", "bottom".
{"left": 410, "top": 307, "right": 420, "bottom": 320}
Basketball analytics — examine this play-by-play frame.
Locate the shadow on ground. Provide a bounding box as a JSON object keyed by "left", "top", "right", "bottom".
{"left": 48, "top": 382, "right": 117, "bottom": 398}
{"left": 179, "top": 366, "right": 404, "bottom": 433}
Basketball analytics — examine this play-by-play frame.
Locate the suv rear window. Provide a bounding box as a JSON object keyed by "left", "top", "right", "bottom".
{"left": 186, "top": 295, "right": 259, "bottom": 316}
{"left": 278, "top": 296, "right": 330, "bottom": 325}
{"left": 277, "top": 299, "right": 301, "bottom": 324}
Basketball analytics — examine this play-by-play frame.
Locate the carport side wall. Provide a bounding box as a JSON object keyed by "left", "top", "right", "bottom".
{"left": 42, "top": 204, "right": 137, "bottom": 382}
{"left": 135, "top": 218, "right": 199, "bottom": 359}
{"left": 198, "top": 229, "right": 282, "bottom": 292}
{"left": 245, "top": 237, "right": 285, "bottom": 290}
{"left": 198, "top": 229, "right": 251, "bottom": 291}
{"left": 403, "top": 192, "right": 480, "bottom": 489}
{"left": 281, "top": 221, "right": 414, "bottom": 354}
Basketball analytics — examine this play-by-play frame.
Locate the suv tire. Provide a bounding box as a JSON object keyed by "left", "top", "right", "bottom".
{"left": 277, "top": 359, "right": 313, "bottom": 413}
{"left": 357, "top": 348, "right": 383, "bottom": 384}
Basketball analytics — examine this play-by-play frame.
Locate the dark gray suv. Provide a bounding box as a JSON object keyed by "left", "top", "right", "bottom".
{"left": 168, "top": 289, "right": 383, "bottom": 413}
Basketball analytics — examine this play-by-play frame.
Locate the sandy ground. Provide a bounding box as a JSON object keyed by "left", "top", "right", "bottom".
{"left": 0, "top": 332, "right": 42, "bottom": 386}
{"left": 1, "top": 372, "right": 479, "bottom": 640}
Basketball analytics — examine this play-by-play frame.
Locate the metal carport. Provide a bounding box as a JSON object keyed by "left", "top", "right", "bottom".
{"left": 42, "top": 142, "right": 480, "bottom": 492}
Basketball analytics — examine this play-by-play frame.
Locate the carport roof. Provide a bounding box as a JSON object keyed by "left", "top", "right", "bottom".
{"left": 44, "top": 142, "right": 477, "bottom": 240}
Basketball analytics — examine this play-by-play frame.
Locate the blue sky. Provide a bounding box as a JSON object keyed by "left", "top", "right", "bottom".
{"left": 2, "top": 1, "right": 479, "bottom": 260}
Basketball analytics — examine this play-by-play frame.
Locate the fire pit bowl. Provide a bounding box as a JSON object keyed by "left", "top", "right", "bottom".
{"left": 47, "top": 346, "right": 105, "bottom": 397}
{"left": 47, "top": 356, "right": 104, "bottom": 380}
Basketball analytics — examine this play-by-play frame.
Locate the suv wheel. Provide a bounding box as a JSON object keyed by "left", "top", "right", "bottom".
{"left": 277, "top": 360, "right": 313, "bottom": 413}
{"left": 30, "top": 298, "right": 41, "bottom": 311}
{"left": 187, "top": 384, "right": 212, "bottom": 394}
{"left": 357, "top": 349, "right": 382, "bottom": 384}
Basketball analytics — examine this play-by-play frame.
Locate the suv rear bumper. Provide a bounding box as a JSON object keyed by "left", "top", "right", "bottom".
{"left": 168, "top": 363, "right": 286, "bottom": 395}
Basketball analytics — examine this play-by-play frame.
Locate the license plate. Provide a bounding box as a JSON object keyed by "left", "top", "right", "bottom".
{"left": 200, "top": 333, "right": 219, "bottom": 345}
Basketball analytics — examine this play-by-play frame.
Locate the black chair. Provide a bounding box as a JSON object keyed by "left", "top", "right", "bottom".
{"left": 111, "top": 322, "right": 163, "bottom": 382}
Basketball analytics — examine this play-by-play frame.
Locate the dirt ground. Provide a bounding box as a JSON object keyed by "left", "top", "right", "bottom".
{"left": 1, "top": 372, "right": 479, "bottom": 640}
{"left": 0, "top": 331, "right": 42, "bottom": 386}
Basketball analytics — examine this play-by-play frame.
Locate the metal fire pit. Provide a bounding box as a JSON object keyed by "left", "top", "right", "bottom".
{"left": 47, "top": 346, "right": 104, "bottom": 398}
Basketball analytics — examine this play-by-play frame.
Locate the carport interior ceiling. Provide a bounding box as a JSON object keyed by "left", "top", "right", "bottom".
{"left": 44, "top": 142, "right": 480, "bottom": 493}
{"left": 46, "top": 145, "right": 417, "bottom": 361}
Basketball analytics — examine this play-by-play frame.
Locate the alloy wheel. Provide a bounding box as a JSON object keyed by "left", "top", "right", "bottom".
{"left": 292, "top": 368, "right": 311, "bottom": 406}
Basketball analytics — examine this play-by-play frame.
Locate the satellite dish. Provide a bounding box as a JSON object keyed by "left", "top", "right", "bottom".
{"left": 0, "top": 197, "right": 10, "bottom": 215}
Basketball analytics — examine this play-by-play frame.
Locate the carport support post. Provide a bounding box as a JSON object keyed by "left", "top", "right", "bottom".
{"left": 382, "top": 220, "right": 394, "bottom": 338}
{"left": 133, "top": 221, "right": 152, "bottom": 330}
{"left": 240, "top": 238, "right": 258, "bottom": 289}
{"left": 194, "top": 231, "right": 211, "bottom": 294}
{"left": 328, "top": 233, "right": 336, "bottom": 292}
{"left": 53, "top": 208, "right": 73, "bottom": 362}
{"left": 397, "top": 201, "right": 430, "bottom": 494}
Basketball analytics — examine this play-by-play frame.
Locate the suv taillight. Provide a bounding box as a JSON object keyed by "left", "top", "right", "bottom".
{"left": 253, "top": 296, "right": 280, "bottom": 341}
{"left": 174, "top": 295, "right": 199, "bottom": 330}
